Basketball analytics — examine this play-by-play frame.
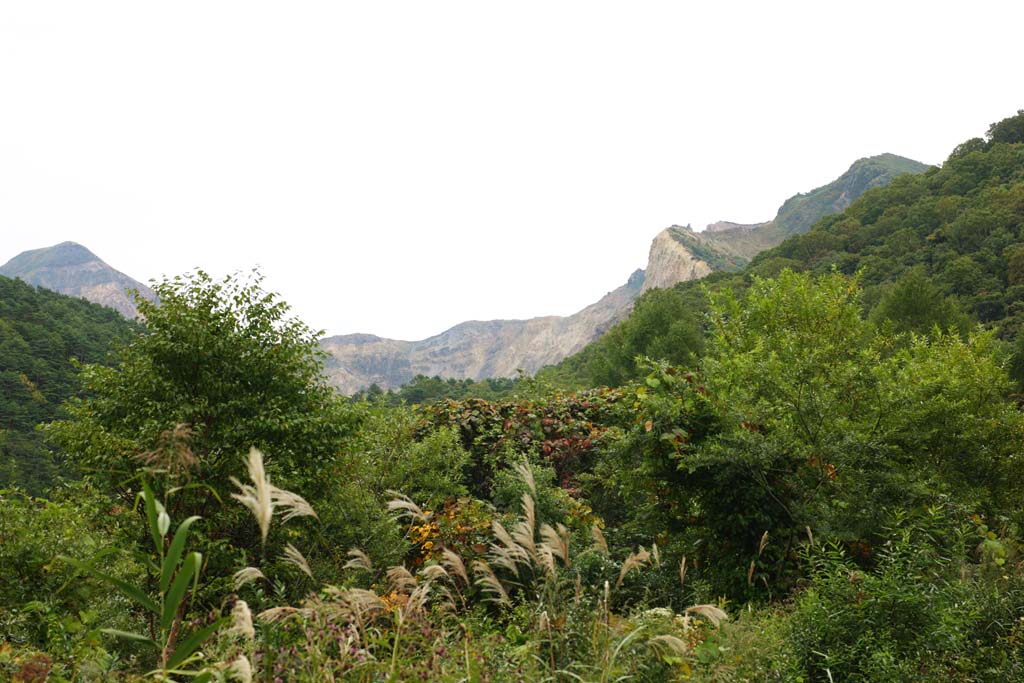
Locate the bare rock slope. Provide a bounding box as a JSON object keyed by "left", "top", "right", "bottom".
{"left": 321, "top": 271, "right": 645, "bottom": 393}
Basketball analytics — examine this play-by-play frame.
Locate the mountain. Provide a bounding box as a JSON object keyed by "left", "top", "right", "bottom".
{"left": 646, "top": 154, "right": 932, "bottom": 275}
{"left": 322, "top": 154, "right": 927, "bottom": 393}
{"left": 0, "top": 242, "right": 156, "bottom": 319}
{"left": 557, "top": 110, "right": 1024, "bottom": 388}
{"left": 321, "top": 271, "right": 645, "bottom": 393}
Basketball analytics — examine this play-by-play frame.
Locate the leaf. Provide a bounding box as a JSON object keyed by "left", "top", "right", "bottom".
{"left": 101, "top": 628, "right": 158, "bottom": 649}
{"left": 160, "top": 516, "right": 201, "bottom": 592}
{"left": 162, "top": 551, "right": 198, "bottom": 631}
{"left": 141, "top": 482, "right": 163, "bottom": 553}
{"left": 166, "top": 617, "right": 227, "bottom": 670}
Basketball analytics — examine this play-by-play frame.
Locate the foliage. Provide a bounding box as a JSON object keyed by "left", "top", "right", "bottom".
{"left": 0, "top": 275, "right": 136, "bottom": 494}
{"left": 787, "top": 507, "right": 1024, "bottom": 682}
{"left": 0, "top": 482, "right": 142, "bottom": 681}
{"left": 62, "top": 481, "right": 224, "bottom": 676}
{"left": 417, "top": 388, "right": 628, "bottom": 500}
{"left": 581, "top": 286, "right": 705, "bottom": 387}
{"left": 354, "top": 374, "right": 521, "bottom": 405}
{"left": 43, "top": 270, "right": 362, "bottom": 566}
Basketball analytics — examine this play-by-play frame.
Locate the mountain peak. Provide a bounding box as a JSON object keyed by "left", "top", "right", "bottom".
{"left": 0, "top": 242, "right": 155, "bottom": 319}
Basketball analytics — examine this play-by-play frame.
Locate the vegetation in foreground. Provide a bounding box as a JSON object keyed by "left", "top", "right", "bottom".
{"left": 3, "top": 111, "right": 1024, "bottom": 681}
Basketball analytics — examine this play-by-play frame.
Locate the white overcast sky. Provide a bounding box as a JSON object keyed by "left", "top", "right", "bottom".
{"left": 1, "top": 2, "right": 1021, "bottom": 340}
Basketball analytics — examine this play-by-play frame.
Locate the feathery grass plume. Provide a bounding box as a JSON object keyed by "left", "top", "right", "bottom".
{"left": 341, "top": 588, "right": 387, "bottom": 616}
{"left": 492, "top": 521, "right": 529, "bottom": 569}
{"left": 386, "top": 565, "right": 417, "bottom": 594}
{"left": 230, "top": 447, "right": 274, "bottom": 544}
{"left": 747, "top": 559, "right": 757, "bottom": 586}
{"left": 686, "top": 604, "right": 728, "bottom": 627}
{"left": 648, "top": 634, "right": 690, "bottom": 659}
{"left": 679, "top": 555, "right": 687, "bottom": 588}
{"left": 282, "top": 543, "right": 313, "bottom": 578}
{"left": 226, "top": 654, "right": 253, "bottom": 683}
{"left": 472, "top": 559, "right": 510, "bottom": 605}
{"left": 512, "top": 459, "right": 536, "bottom": 498}
{"left": 512, "top": 521, "right": 537, "bottom": 561}
{"left": 406, "top": 581, "right": 435, "bottom": 615}
{"left": 319, "top": 587, "right": 386, "bottom": 623}
{"left": 652, "top": 542, "right": 661, "bottom": 566}
{"left": 344, "top": 548, "right": 374, "bottom": 573}
{"left": 419, "top": 564, "right": 449, "bottom": 583}
{"left": 487, "top": 544, "right": 522, "bottom": 577}
{"left": 540, "top": 523, "right": 570, "bottom": 567}
{"left": 257, "top": 605, "right": 309, "bottom": 623}
{"left": 592, "top": 524, "right": 609, "bottom": 555}
{"left": 386, "top": 492, "right": 428, "bottom": 523}
{"left": 536, "top": 544, "right": 557, "bottom": 577}
{"left": 806, "top": 525, "right": 815, "bottom": 547}
{"left": 135, "top": 422, "right": 198, "bottom": 479}
{"left": 225, "top": 600, "right": 255, "bottom": 640}
{"left": 758, "top": 530, "right": 769, "bottom": 557}
{"left": 440, "top": 548, "right": 469, "bottom": 586}
{"left": 233, "top": 566, "right": 265, "bottom": 591}
{"left": 616, "top": 547, "right": 651, "bottom": 588}
{"left": 271, "top": 487, "right": 318, "bottom": 523}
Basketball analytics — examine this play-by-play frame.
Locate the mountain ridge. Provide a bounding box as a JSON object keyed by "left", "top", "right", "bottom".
{"left": 1, "top": 155, "right": 928, "bottom": 394}
{"left": 0, "top": 241, "right": 156, "bottom": 319}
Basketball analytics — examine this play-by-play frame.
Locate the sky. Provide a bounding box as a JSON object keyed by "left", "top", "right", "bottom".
{"left": 1, "top": 2, "right": 1022, "bottom": 340}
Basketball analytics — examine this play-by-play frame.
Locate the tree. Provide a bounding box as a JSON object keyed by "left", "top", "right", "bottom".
{"left": 584, "top": 287, "right": 704, "bottom": 387}
{"left": 44, "top": 270, "right": 360, "bottom": 541}
{"left": 868, "top": 267, "right": 972, "bottom": 336}
{"left": 987, "top": 109, "right": 1024, "bottom": 145}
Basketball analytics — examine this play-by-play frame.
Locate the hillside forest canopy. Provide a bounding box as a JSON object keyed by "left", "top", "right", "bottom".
{"left": 3, "top": 110, "right": 1024, "bottom": 682}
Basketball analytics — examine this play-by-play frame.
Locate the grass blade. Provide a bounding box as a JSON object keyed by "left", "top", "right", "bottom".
{"left": 167, "top": 617, "right": 226, "bottom": 670}
{"left": 161, "top": 551, "right": 197, "bottom": 631}
{"left": 160, "top": 516, "right": 201, "bottom": 592}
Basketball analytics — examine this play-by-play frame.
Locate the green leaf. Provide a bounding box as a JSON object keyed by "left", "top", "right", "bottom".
{"left": 141, "top": 482, "right": 163, "bottom": 553}
{"left": 101, "top": 628, "right": 158, "bottom": 649}
{"left": 166, "top": 617, "right": 226, "bottom": 670}
{"left": 162, "top": 551, "right": 198, "bottom": 631}
{"left": 160, "top": 516, "right": 201, "bottom": 592}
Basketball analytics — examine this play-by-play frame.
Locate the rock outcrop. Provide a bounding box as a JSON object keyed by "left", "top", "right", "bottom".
{"left": 0, "top": 242, "right": 156, "bottom": 319}
{"left": 640, "top": 228, "right": 713, "bottom": 293}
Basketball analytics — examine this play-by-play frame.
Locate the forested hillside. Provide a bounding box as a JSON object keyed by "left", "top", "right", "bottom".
{"left": 554, "top": 110, "right": 1024, "bottom": 388}
{"left": 0, "top": 275, "right": 137, "bottom": 493}
{"left": 3, "top": 112, "right": 1024, "bottom": 682}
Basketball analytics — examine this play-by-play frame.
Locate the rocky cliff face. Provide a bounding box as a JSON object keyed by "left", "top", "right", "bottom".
{"left": 322, "top": 270, "right": 645, "bottom": 393}
{"left": 640, "top": 228, "right": 713, "bottom": 293}
{"left": 0, "top": 242, "right": 156, "bottom": 318}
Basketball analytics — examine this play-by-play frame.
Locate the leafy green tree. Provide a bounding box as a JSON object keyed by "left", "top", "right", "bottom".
{"left": 987, "top": 109, "right": 1024, "bottom": 145}
{"left": 581, "top": 287, "right": 705, "bottom": 387}
{"left": 868, "top": 267, "right": 973, "bottom": 336}
{"left": 44, "top": 270, "right": 361, "bottom": 554}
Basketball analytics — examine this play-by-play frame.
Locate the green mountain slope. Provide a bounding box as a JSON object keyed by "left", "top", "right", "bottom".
{"left": 553, "top": 111, "right": 1024, "bottom": 387}
{"left": 689, "top": 153, "right": 931, "bottom": 268}
{"left": 0, "top": 275, "right": 137, "bottom": 493}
